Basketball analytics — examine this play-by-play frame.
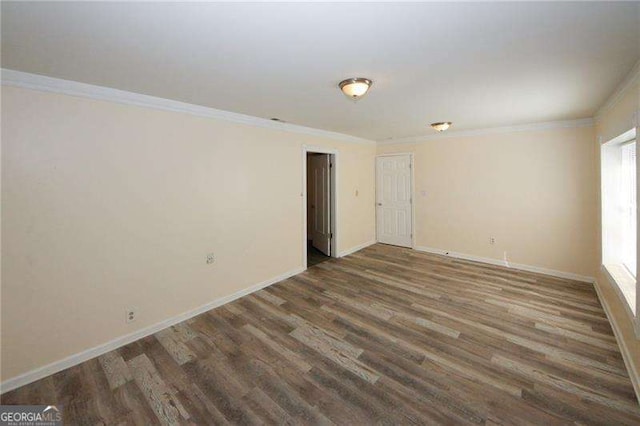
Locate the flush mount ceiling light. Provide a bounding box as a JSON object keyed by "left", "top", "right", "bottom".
{"left": 431, "top": 122, "right": 452, "bottom": 132}
{"left": 339, "top": 78, "right": 372, "bottom": 101}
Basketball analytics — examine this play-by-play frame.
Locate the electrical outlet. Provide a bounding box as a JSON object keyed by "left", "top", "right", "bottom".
{"left": 126, "top": 307, "right": 137, "bottom": 323}
{"left": 489, "top": 237, "right": 496, "bottom": 245}
{"left": 206, "top": 253, "right": 215, "bottom": 264}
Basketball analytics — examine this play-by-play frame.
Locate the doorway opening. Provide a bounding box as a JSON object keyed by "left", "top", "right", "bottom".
{"left": 303, "top": 148, "right": 337, "bottom": 269}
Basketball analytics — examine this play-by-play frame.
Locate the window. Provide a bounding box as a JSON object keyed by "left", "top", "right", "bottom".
{"left": 601, "top": 129, "right": 637, "bottom": 319}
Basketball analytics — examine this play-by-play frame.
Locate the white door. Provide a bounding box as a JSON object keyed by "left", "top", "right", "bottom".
{"left": 376, "top": 155, "right": 412, "bottom": 247}
{"left": 309, "top": 154, "right": 331, "bottom": 255}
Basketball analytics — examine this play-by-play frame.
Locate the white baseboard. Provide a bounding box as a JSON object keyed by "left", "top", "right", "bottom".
{"left": 338, "top": 240, "right": 376, "bottom": 258}
{"left": 507, "top": 261, "right": 594, "bottom": 283}
{"left": 0, "top": 266, "right": 304, "bottom": 394}
{"left": 414, "top": 246, "right": 594, "bottom": 283}
{"left": 415, "top": 245, "right": 509, "bottom": 267}
{"left": 593, "top": 280, "right": 640, "bottom": 405}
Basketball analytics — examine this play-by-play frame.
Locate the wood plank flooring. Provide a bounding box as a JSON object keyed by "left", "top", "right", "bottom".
{"left": 2, "top": 244, "right": 639, "bottom": 425}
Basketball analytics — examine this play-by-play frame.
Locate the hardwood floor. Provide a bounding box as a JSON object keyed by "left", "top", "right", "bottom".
{"left": 2, "top": 244, "right": 639, "bottom": 425}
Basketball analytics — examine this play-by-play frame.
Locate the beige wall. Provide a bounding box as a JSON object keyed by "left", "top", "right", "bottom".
{"left": 378, "top": 85, "right": 639, "bottom": 395}
{"left": 0, "top": 86, "right": 375, "bottom": 382}
{"left": 594, "top": 74, "right": 640, "bottom": 391}
{"left": 2, "top": 72, "right": 637, "bottom": 394}
{"left": 378, "top": 126, "right": 599, "bottom": 277}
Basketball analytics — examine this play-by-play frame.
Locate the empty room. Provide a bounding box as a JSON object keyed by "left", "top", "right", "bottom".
{"left": 1, "top": 2, "right": 639, "bottom": 424}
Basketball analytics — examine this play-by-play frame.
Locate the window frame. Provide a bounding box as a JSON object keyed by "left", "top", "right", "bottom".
{"left": 600, "top": 127, "right": 638, "bottom": 339}
{"left": 619, "top": 140, "right": 636, "bottom": 277}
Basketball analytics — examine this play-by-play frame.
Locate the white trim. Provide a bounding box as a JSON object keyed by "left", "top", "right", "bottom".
{"left": 338, "top": 240, "right": 376, "bottom": 258}
{"left": 595, "top": 60, "right": 640, "bottom": 122}
{"left": 0, "top": 68, "right": 375, "bottom": 146}
{"left": 375, "top": 153, "right": 415, "bottom": 248}
{"left": 0, "top": 266, "right": 304, "bottom": 394}
{"left": 375, "top": 152, "right": 416, "bottom": 157}
{"left": 376, "top": 118, "right": 595, "bottom": 146}
{"left": 302, "top": 145, "right": 339, "bottom": 270}
{"left": 414, "top": 246, "right": 595, "bottom": 283}
{"left": 593, "top": 279, "right": 640, "bottom": 405}
{"left": 508, "top": 260, "right": 595, "bottom": 284}
{"left": 416, "top": 245, "right": 509, "bottom": 267}
{"left": 600, "top": 265, "right": 638, "bottom": 338}
{"left": 603, "top": 128, "right": 637, "bottom": 147}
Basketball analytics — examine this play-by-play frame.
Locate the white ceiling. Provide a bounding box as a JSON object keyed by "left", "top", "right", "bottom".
{"left": 2, "top": 2, "right": 639, "bottom": 141}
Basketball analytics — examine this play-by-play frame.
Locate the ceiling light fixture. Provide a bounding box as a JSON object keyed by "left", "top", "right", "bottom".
{"left": 339, "top": 78, "right": 372, "bottom": 101}
{"left": 431, "top": 122, "right": 452, "bottom": 132}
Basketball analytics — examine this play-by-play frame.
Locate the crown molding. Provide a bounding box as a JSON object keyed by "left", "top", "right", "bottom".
{"left": 377, "top": 118, "right": 595, "bottom": 146}
{"left": 594, "top": 59, "right": 640, "bottom": 123}
{"left": 1, "top": 68, "right": 375, "bottom": 146}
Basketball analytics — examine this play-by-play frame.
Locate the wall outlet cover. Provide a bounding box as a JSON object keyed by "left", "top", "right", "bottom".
{"left": 126, "top": 307, "right": 137, "bottom": 323}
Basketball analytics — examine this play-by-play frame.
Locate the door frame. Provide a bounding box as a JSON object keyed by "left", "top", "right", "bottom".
{"left": 375, "top": 153, "right": 416, "bottom": 249}
{"left": 302, "top": 145, "right": 338, "bottom": 269}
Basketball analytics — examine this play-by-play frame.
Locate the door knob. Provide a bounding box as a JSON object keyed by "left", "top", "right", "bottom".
{"left": 377, "top": 203, "right": 382, "bottom": 206}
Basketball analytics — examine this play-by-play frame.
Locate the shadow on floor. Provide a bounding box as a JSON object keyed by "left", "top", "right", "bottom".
{"left": 307, "top": 241, "right": 330, "bottom": 267}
